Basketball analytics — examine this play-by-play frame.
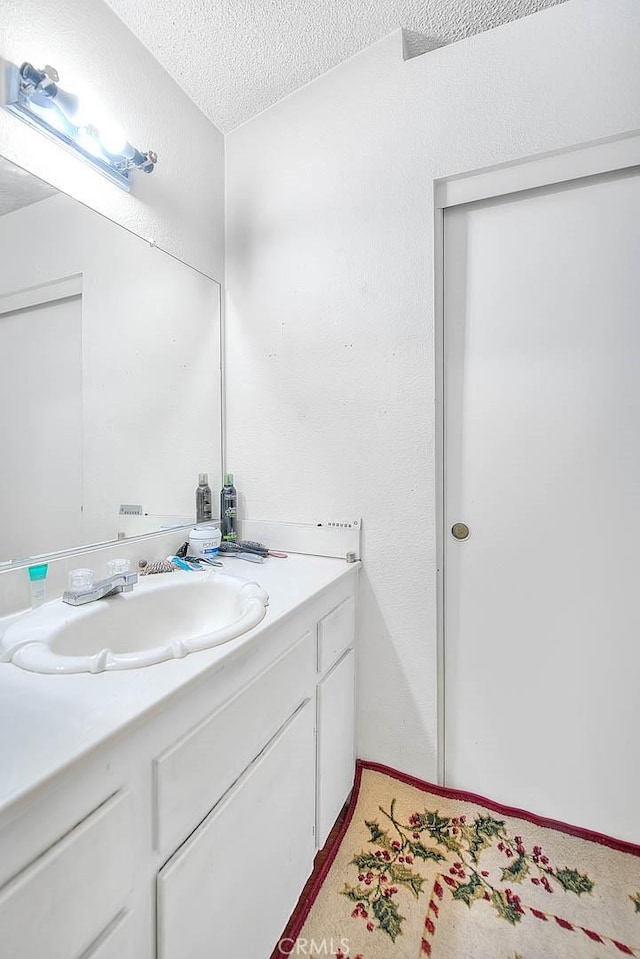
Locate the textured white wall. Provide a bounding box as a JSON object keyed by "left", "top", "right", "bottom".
{"left": 225, "top": 0, "right": 640, "bottom": 779}
{"left": 0, "top": 0, "right": 224, "bottom": 279}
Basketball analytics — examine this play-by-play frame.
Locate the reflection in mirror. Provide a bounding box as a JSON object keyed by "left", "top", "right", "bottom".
{"left": 0, "top": 156, "right": 222, "bottom": 567}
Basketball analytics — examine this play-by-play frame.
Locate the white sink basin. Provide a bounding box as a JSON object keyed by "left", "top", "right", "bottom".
{"left": 0, "top": 570, "right": 269, "bottom": 674}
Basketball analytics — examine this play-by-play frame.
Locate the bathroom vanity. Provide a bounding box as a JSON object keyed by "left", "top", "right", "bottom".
{"left": 0, "top": 555, "right": 358, "bottom": 959}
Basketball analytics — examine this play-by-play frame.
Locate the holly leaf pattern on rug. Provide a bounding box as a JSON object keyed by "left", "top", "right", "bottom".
{"left": 553, "top": 867, "right": 594, "bottom": 896}
{"left": 468, "top": 814, "right": 506, "bottom": 862}
{"left": 452, "top": 872, "right": 485, "bottom": 907}
{"left": 491, "top": 889, "right": 525, "bottom": 925}
{"left": 407, "top": 840, "right": 445, "bottom": 863}
{"left": 343, "top": 883, "right": 372, "bottom": 903}
{"left": 474, "top": 814, "right": 505, "bottom": 840}
{"left": 421, "top": 810, "right": 460, "bottom": 851}
{"left": 343, "top": 794, "right": 596, "bottom": 943}
{"left": 389, "top": 862, "right": 425, "bottom": 899}
{"left": 353, "top": 852, "right": 389, "bottom": 874}
{"left": 501, "top": 855, "right": 529, "bottom": 884}
{"left": 372, "top": 895, "right": 404, "bottom": 942}
{"left": 365, "top": 820, "right": 392, "bottom": 849}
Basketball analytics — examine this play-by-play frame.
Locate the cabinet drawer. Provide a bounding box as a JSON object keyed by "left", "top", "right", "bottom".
{"left": 0, "top": 791, "right": 133, "bottom": 959}
{"left": 316, "top": 649, "right": 356, "bottom": 846}
{"left": 317, "top": 596, "right": 355, "bottom": 673}
{"left": 154, "top": 629, "right": 314, "bottom": 854}
{"left": 157, "top": 699, "right": 316, "bottom": 959}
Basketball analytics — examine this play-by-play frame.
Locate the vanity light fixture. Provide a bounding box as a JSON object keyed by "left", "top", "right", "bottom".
{"left": 3, "top": 61, "right": 157, "bottom": 190}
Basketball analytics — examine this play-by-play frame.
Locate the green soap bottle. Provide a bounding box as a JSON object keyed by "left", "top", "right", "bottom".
{"left": 220, "top": 473, "right": 238, "bottom": 542}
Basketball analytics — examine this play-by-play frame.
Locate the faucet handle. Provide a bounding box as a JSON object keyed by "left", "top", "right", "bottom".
{"left": 69, "top": 568, "right": 94, "bottom": 592}
{"left": 107, "top": 558, "right": 132, "bottom": 577}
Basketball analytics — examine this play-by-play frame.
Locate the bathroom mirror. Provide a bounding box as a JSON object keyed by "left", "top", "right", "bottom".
{"left": 0, "top": 155, "right": 222, "bottom": 567}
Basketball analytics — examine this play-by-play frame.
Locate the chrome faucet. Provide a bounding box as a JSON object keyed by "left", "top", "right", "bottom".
{"left": 62, "top": 571, "right": 138, "bottom": 606}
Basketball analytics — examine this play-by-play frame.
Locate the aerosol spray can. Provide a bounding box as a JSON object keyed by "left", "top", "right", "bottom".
{"left": 220, "top": 473, "right": 238, "bottom": 542}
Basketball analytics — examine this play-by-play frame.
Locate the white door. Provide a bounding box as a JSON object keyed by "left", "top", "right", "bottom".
{"left": 444, "top": 167, "right": 640, "bottom": 843}
{"left": 0, "top": 294, "right": 83, "bottom": 559}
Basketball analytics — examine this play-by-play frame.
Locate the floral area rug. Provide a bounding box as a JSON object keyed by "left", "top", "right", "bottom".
{"left": 275, "top": 761, "right": 640, "bottom": 959}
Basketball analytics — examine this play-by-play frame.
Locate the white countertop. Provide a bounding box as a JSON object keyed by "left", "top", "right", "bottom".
{"left": 0, "top": 554, "right": 358, "bottom": 818}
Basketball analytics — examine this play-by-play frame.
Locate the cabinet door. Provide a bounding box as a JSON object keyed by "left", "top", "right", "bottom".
{"left": 316, "top": 648, "right": 356, "bottom": 847}
{"left": 0, "top": 792, "right": 132, "bottom": 959}
{"left": 157, "top": 700, "right": 315, "bottom": 959}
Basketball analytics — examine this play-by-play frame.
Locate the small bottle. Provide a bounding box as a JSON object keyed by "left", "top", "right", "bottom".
{"left": 220, "top": 473, "right": 238, "bottom": 542}
{"left": 196, "top": 473, "right": 213, "bottom": 524}
{"left": 28, "top": 563, "right": 48, "bottom": 608}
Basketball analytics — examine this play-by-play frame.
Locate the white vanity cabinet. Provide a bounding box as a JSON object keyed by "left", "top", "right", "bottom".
{"left": 0, "top": 563, "right": 358, "bottom": 959}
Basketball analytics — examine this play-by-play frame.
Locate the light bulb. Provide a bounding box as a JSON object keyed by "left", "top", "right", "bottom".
{"left": 31, "top": 98, "right": 68, "bottom": 133}
{"left": 98, "top": 121, "right": 128, "bottom": 156}
{"left": 75, "top": 129, "right": 104, "bottom": 158}
{"left": 51, "top": 86, "right": 82, "bottom": 124}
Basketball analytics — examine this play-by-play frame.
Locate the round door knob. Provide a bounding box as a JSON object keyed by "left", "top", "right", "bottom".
{"left": 451, "top": 522, "right": 470, "bottom": 541}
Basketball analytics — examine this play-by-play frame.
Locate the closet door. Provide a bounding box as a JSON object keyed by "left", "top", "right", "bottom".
{"left": 444, "top": 167, "right": 640, "bottom": 842}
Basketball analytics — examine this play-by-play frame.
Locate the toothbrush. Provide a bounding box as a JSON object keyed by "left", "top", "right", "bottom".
{"left": 168, "top": 556, "right": 200, "bottom": 571}
{"left": 187, "top": 555, "right": 223, "bottom": 568}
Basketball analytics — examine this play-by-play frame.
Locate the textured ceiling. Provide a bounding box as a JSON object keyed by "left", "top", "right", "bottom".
{"left": 104, "top": 0, "right": 567, "bottom": 132}
{"left": 0, "top": 156, "right": 57, "bottom": 217}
